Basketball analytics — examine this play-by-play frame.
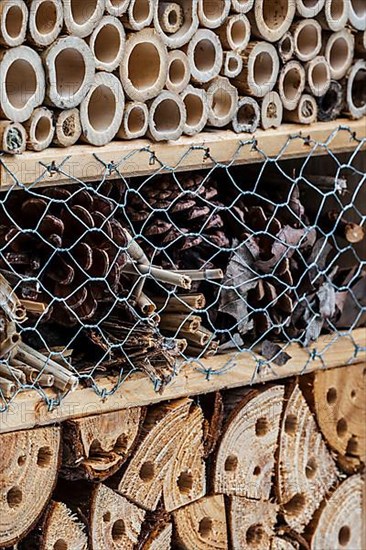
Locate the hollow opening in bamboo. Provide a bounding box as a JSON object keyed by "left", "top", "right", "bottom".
{"left": 338, "top": 526, "right": 351, "bottom": 546}
{"left": 55, "top": 48, "right": 86, "bottom": 98}
{"left": 330, "top": 0, "right": 345, "bottom": 20}
{"left": 329, "top": 37, "right": 349, "bottom": 72}
{"left": 70, "top": 0, "right": 99, "bottom": 25}
{"left": 131, "top": 0, "right": 151, "bottom": 26}
{"left": 53, "top": 540, "right": 68, "bottom": 550}
{"left": 6, "top": 5, "right": 24, "bottom": 39}
{"left": 308, "top": 60, "right": 329, "bottom": 95}
{"left": 253, "top": 52, "right": 273, "bottom": 87}
{"left": 126, "top": 104, "right": 146, "bottom": 134}
{"left": 153, "top": 98, "right": 181, "bottom": 132}
{"left": 279, "top": 35, "right": 292, "bottom": 57}
{"left": 297, "top": 24, "right": 320, "bottom": 58}
{"left": 262, "top": 0, "right": 290, "bottom": 30}
{"left": 199, "top": 517, "right": 213, "bottom": 539}
{"left": 193, "top": 39, "right": 216, "bottom": 72}
{"left": 169, "top": 59, "right": 185, "bottom": 86}
{"left": 7, "top": 486, "right": 23, "bottom": 508}
{"left": 5, "top": 60, "right": 37, "bottom": 110}
{"left": 237, "top": 103, "right": 257, "bottom": 127}
{"left": 183, "top": 93, "right": 204, "bottom": 126}
{"left": 351, "top": 67, "right": 366, "bottom": 109}
{"left": 35, "top": 116, "right": 52, "bottom": 143}
{"left": 112, "top": 519, "right": 126, "bottom": 541}
{"left": 211, "top": 87, "right": 233, "bottom": 118}
{"left": 228, "top": 57, "right": 239, "bottom": 72}
{"left": 200, "top": 0, "right": 228, "bottom": 24}
{"left": 351, "top": 0, "right": 365, "bottom": 18}
{"left": 87, "top": 85, "right": 116, "bottom": 131}
{"left": 283, "top": 67, "right": 301, "bottom": 102}
{"left": 230, "top": 18, "right": 248, "bottom": 48}
{"left": 128, "top": 43, "right": 161, "bottom": 91}
{"left": 94, "top": 24, "right": 121, "bottom": 64}
{"left": 36, "top": 1, "right": 58, "bottom": 35}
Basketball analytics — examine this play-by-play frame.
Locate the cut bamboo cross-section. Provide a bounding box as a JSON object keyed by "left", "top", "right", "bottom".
{"left": 0, "top": 121, "right": 26, "bottom": 154}
{"left": 276, "top": 384, "right": 339, "bottom": 532}
{"left": 324, "top": 30, "right": 355, "bottom": 80}
{"left": 117, "top": 101, "right": 148, "bottom": 140}
{"left": 0, "top": 0, "right": 28, "bottom": 47}
{"left": 221, "top": 51, "right": 243, "bottom": 78}
{"left": 198, "top": 0, "right": 230, "bottom": 29}
{"left": 284, "top": 94, "right": 318, "bottom": 124}
{"left": 153, "top": 0, "right": 199, "bottom": 48}
{"left": 260, "top": 91, "right": 283, "bottom": 129}
{"left": 53, "top": 108, "right": 82, "bottom": 147}
{"left": 166, "top": 50, "right": 190, "bottom": 94}
{"left": 24, "top": 106, "right": 55, "bottom": 152}
{"left": 233, "top": 41, "right": 279, "bottom": 97}
{"left": 63, "top": 0, "right": 105, "bottom": 38}
{"left": 158, "top": 2, "right": 184, "bottom": 34}
{"left": 213, "top": 386, "right": 284, "bottom": 500}
{"left": 173, "top": 495, "right": 228, "bottom": 550}
{"left": 349, "top": 0, "right": 366, "bottom": 31}
{"left": 216, "top": 14, "right": 250, "bottom": 53}
{"left": 232, "top": 96, "right": 260, "bottom": 133}
{"left": 61, "top": 407, "right": 144, "bottom": 481}
{"left": 231, "top": 0, "right": 254, "bottom": 14}
{"left": 291, "top": 19, "right": 322, "bottom": 62}
{"left": 185, "top": 29, "right": 223, "bottom": 84}
{"left": 277, "top": 61, "right": 306, "bottom": 110}
{"left": 318, "top": 0, "right": 349, "bottom": 32}
{"left": 344, "top": 60, "right": 366, "bottom": 120}
{"left": 228, "top": 497, "right": 277, "bottom": 550}
{"left": 205, "top": 76, "right": 238, "bottom": 128}
{"left": 296, "top": 0, "right": 325, "bottom": 18}
{"left": 355, "top": 30, "right": 366, "bottom": 56}
{"left": 105, "top": 0, "right": 129, "bottom": 16}
{"left": 316, "top": 79, "right": 343, "bottom": 121}
{"left": 181, "top": 85, "right": 208, "bottom": 136}
{"left": 0, "top": 427, "right": 60, "bottom": 547}
{"left": 249, "top": 0, "right": 296, "bottom": 42}
{"left": 278, "top": 32, "right": 294, "bottom": 63}
{"left": 27, "top": 0, "right": 63, "bottom": 47}
{"left": 88, "top": 15, "right": 125, "bottom": 72}
{"left": 305, "top": 56, "right": 331, "bottom": 97}
{"left": 147, "top": 91, "right": 186, "bottom": 141}
{"left": 124, "top": 0, "right": 154, "bottom": 31}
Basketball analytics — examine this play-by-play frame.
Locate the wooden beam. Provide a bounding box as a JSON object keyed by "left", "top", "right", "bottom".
{"left": 0, "top": 328, "right": 364, "bottom": 434}
{"left": 1, "top": 119, "right": 365, "bottom": 189}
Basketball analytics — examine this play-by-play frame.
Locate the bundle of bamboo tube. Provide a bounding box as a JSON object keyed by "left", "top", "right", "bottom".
{"left": 0, "top": 0, "right": 365, "bottom": 152}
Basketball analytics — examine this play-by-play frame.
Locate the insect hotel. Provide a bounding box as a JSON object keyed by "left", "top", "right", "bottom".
{"left": 0, "top": 0, "right": 365, "bottom": 548}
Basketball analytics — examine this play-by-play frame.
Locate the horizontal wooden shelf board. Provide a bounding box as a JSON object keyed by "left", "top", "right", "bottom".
{"left": 0, "top": 328, "right": 364, "bottom": 434}
{"left": 1, "top": 119, "right": 365, "bottom": 189}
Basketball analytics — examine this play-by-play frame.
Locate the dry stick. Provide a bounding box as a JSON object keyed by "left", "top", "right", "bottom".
{"left": 316, "top": 80, "right": 344, "bottom": 121}
{"left": 0, "top": 121, "right": 26, "bottom": 154}
{"left": 53, "top": 108, "right": 82, "bottom": 147}
{"left": 317, "top": 0, "right": 349, "bottom": 32}
{"left": 166, "top": 50, "right": 190, "bottom": 94}
{"left": 221, "top": 51, "right": 243, "bottom": 78}
{"left": 0, "top": 0, "right": 28, "bottom": 47}
{"left": 278, "top": 31, "right": 295, "bottom": 63}
{"left": 80, "top": 72, "right": 124, "bottom": 146}
{"left": 105, "top": 0, "right": 129, "bottom": 16}
{"left": 42, "top": 36, "right": 95, "bottom": 109}
{"left": 291, "top": 18, "right": 322, "bottom": 62}
{"left": 0, "top": 427, "right": 61, "bottom": 547}
{"left": 153, "top": 0, "right": 199, "bottom": 48}
{"left": 296, "top": 0, "right": 325, "bottom": 18}
{"left": 9, "top": 358, "right": 39, "bottom": 383}
{"left": 184, "top": 28, "right": 223, "bottom": 84}
{"left": 24, "top": 106, "right": 55, "bottom": 152}
{"left": 88, "top": 15, "right": 125, "bottom": 72}
{"left": 349, "top": 0, "right": 366, "bottom": 31}
{"left": 117, "top": 101, "right": 148, "bottom": 140}
{"left": 147, "top": 91, "right": 186, "bottom": 141}
{"left": 63, "top": 0, "right": 105, "bottom": 38}
{"left": 205, "top": 76, "right": 238, "bottom": 128}
{"left": 27, "top": 0, "right": 63, "bottom": 47}
{"left": 180, "top": 328, "right": 210, "bottom": 346}
{"left": 0, "top": 46, "right": 45, "bottom": 122}
{"left": 0, "top": 273, "right": 26, "bottom": 322}
{"left": 0, "top": 376, "right": 16, "bottom": 398}
{"left": 277, "top": 60, "right": 306, "bottom": 111}
{"left": 0, "top": 331, "right": 21, "bottom": 358}
{"left": 284, "top": 94, "right": 318, "bottom": 124}
{"left": 249, "top": 0, "right": 296, "bottom": 42}
{"left": 180, "top": 85, "right": 208, "bottom": 136}
{"left": 355, "top": 31, "right": 366, "bottom": 57}
{"left": 158, "top": 1, "right": 184, "bottom": 33}
{"left": 121, "top": 263, "right": 192, "bottom": 289}
{"left": 160, "top": 314, "right": 201, "bottom": 333}
{"left": 153, "top": 294, "right": 206, "bottom": 311}
{"left": 136, "top": 293, "right": 157, "bottom": 316}
{"left": 344, "top": 60, "right": 366, "bottom": 120}
{"left": 123, "top": 0, "right": 154, "bottom": 31}
{"left": 198, "top": 0, "right": 230, "bottom": 29}
{"left": 216, "top": 14, "right": 250, "bottom": 53}
{"left": 324, "top": 30, "right": 355, "bottom": 80}
{"left": 232, "top": 96, "right": 260, "bottom": 133}
{"left": 173, "top": 268, "right": 223, "bottom": 281}
{"left": 120, "top": 28, "right": 168, "bottom": 102}
{"left": 305, "top": 56, "right": 331, "bottom": 97}
{"left": 0, "top": 364, "right": 26, "bottom": 385}
{"left": 260, "top": 91, "right": 283, "bottom": 130}
{"left": 233, "top": 41, "right": 280, "bottom": 97}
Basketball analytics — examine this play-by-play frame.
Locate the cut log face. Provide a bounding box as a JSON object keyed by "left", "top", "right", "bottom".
{"left": 173, "top": 495, "right": 228, "bottom": 550}
{"left": 33, "top": 500, "right": 88, "bottom": 550}
{"left": 307, "top": 475, "right": 363, "bottom": 550}
{"left": 61, "top": 407, "right": 144, "bottom": 481}
{"left": 228, "top": 496, "right": 277, "bottom": 550}
{"left": 214, "top": 386, "right": 284, "bottom": 500}
{"left": 276, "top": 384, "right": 339, "bottom": 532}
{"left": 0, "top": 427, "right": 61, "bottom": 547}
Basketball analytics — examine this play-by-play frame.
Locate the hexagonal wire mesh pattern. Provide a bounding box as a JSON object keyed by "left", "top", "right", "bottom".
{"left": 0, "top": 126, "right": 365, "bottom": 411}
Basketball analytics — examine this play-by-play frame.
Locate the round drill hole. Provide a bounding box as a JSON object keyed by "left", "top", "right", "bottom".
{"left": 111, "top": 519, "right": 125, "bottom": 542}
{"left": 139, "top": 461, "right": 155, "bottom": 482}
{"left": 284, "top": 414, "right": 298, "bottom": 435}
{"left": 17, "top": 455, "right": 26, "bottom": 466}
{"left": 346, "top": 436, "right": 358, "bottom": 455}
{"left": 53, "top": 540, "right": 68, "bottom": 550}
{"left": 246, "top": 524, "right": 265, "bottom": 546}
{"left": 224, "top": 454, "right": 238, "bottom": 472}
{"left": 37, "top": 446, "right": 53, "bottom": 468}
{"left": 350, "top": 389, "right": 357, "bottom": 399}
{"left": 336, "top": 418, "right": 348, "bottom": 437}
{"left": 283, "top": 493, "right": 306, "bottom": 515}
{"left": 253, "top": 466, "right": 261, "bottom": 476}
{"left": 103, "top": 511, "right": 111, "bottom": 523}
{"left": 338, "top": 525, "right": 351, "bottom": 546}
{"left": 177, "top": 470, "right": 193, "bottom": 494}
{"left": 305, "top": 457, "right": 317, "bottom": 479}
{"left": 7, "top": 486, "right": 23, "bottom": 508}
{"left": 198, "top": 517, "right": 213, "bottom": 539}
{"left": 326, "top": 387, "right": 338, "bottom": 404}
{"left": 255, "top": 417, "right": 269, "bottom": 437}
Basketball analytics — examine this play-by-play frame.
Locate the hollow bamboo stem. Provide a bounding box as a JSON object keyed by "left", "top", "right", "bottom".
{"left": 324, "top": 30, "right": 355, "bottom": 80}
{"left": 233, "top": 41, "right": 280, "bottom": 97}
{"left": 88, "top": 15, "right": 125, "bottom": 72}
{"left": 158, "top": 1, "right": 184, "bottom": 33}
{"left": 123, "top": 0, "right": 154, "bottom": 31}
{"left": 153, "top": 0, "right": 199, "bottom": 48}
{"left": 166, "top": 50, "right": 190, "bottom": 94}
{"left": 117, "top": 101, "right": 148, "bottom": 140}
{"left": 24, "top": 106, "right": 55, "bottom": 152}
{"left": 232, "top": 96, "right": 260, "bottom": 133}
{"left": 318, "top": 0, "right": 349, "bottom": 32}
{"left": 185, "top": 28, "right": 223, "bottom": 84}
{"left": 147, "top": 91, "right": 186, "bottom": 141}
{"left": 160, "top": 314, "right": 201, "bottom": 333}
{"left": 260, "top": 91, "right": 283, "bottom": 129}
{"left": 205, "top": 76, "right": 238, "bottom": 128}
{"left": 180, "top": 85, "right": 208, "bottom": 136}
{"left": 221, "top": 51, "right": 243, "bottom": 78}
{"left": 284, "top": 93, "right": 318, "bottom": 124}
{"left": 249, "top": 0, "right": 296, "bottom": 43}
{"left": 277, "top": 60, "right": 306, "bottom": 110}
{"left": 343, "top": 60, "right": 366, "bottom": 119}
{"left": 63, "top": 0, "right": 105, "bottom": 38}
{"left": 27, "top": 0, "right": 63, "bottom": 47}
{"left": 0, "top": 121, "right": 26, "bottom": 154}
{"left": 53, "top": 108, "right": 82, "bottom": 147}
{"left": 305, "top": 56, "right": 331, "bottom": 97}
{"left": 0, "top": 0, "right": 28, "bottom": 47}
{"left": 291, "top": 19, "right": 322, "bottom": 62}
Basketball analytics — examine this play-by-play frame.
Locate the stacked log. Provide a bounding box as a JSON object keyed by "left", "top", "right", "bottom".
{"left": 0, "top": 0, "right": 365, "bottom": 152}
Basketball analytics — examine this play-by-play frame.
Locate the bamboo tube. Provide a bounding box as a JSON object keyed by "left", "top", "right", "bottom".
{"left": 43, "top": 36, "right": 95, "bottom": 109}
{"left": 233, "top": 41, "right": 279, "bottom": 97}
{"left": 24, "top": 106, "right": 55, "bottom": 152}
{"left": 180, "top": 85, "right": 208, "bottom": 136}
{"left": 9, "top": 358, "right": 39, "bottom": 383}
{"left": 136, "top": 292, "right": 156, "bottom": 316}
{"left": 296, "top": 0, "right": 325, "bottom": 18}
{"left": 232, "top": 96, "right": 260, "bottom": 133}
{"left": 27, "top": 0, "right": 63, "bottom": 47}
{"left": 0, "top": 376, "right": 16, "bottom": 398}
{"left": 216, "top": 14, "right": 250, "bottom": 53}
{"left": 249, "top": 0, "right": 296, "bottom": 43}
{"left": 198, "top": 0, "right": 230, "bottom": 29}
{"left": 166, "top": 50, "right": 190, "bottom": 94}
{"left": 117, "top": 101, "right": 148, "bottom": 139}
{"left": 349, "top": 0, "right": 366, "bottom": 31}
{"left": 123, "top": 0, "right": 154, "bottom": 31}
{"left": 53, "top": 108, "right": 82, "bottom": 147}
{"left": 355, "top": 31, "right": 366, "bottom": 57}
{"left": 121, "top": 263, "right": 192, "bottom": 289}
{"left": 291, "top": 19, "right": 322, "bottom": 62}
{"left": 158, "top": 1, "right": 184, "bottom": 33}
{"left": 173, "top": 268, "right": 223, "bottom": 281}
{"left": 305, "top": 56, "right": 331, "bottom": 97}
{"left": 277, "top": 61, "right": 306, "bottom": 110}
{"left": 260, "top": 91, "right": 283, "bottom": 129}
{"left": 147, "top": 90, "right": 186, "bottom": 141}
{"left": 105, "top": 0, "right": 129, "bottom": 16}
{"left": 231, "top": 0, "right": 254, "bottom": 13}
{"left": 318, "top": 0, "right": 349, "bottom": 32}
{"left": 63, "top": 0, "right": 105, "bottom": 38}
{"left": 0, "top": 0, "right": 28, "bottom": 47}
{"left": 316, "top": 79, "right": 343, "bottom": 121}
{"left": 0, "top": 274, "right": 26, "bottom": 322}
{"left": 205, "top": 76, "right": 238, "bottom": 128}
{"left": 120, "top": 28, "right": 168, "bottom": 102}
{"left": 0, "top": 121, "right": 26, "bottom": 154}
{"left": 185, "top": 29, "right": 223, "bottom": 84}
{"left": 284, "top": 93, "right": 318, "bottom": 124}
{"left": 80, "top": 72, "right": 124, "bottom": 146}
{"left": 0, "top": 46, "right": 45, "bottom": 123}
{"left": 0, "top": 331, "right": 20, "bottom": 358}
{"left": 0, "top": 364, "right": 26, "bottom": 385}
{"left": 180, "top": 328, "right": 210, "bottom": 346}
{"left": 153, "top": 0, "right": 199, "bottom": 48}
{"left": 221, "top": 51, "right": 243, "bottom": 78}
{"left": 153, "top": 293, "right": 206, "bottom": 311}
{"left": 160, "top": 314, "right": 201, "bottom": 333}
{"left": 324, "top": 30, "right": 355, "bottom": 80}
{"left": 344, "top": 60, "right": 366, "bottom": 119}
{"left": 88, "top": 16, "right": 125, "bottom": 72}
{"left": 278, "top": 31, "right": 295, "bottom": 63}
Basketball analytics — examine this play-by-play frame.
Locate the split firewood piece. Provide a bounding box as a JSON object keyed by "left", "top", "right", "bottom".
{"left": 213, "top": 386, "right": 284, "bottom": 500}
{"left": 117, "top": 398, "right": 193, "bottom": 511}
{"left": 27, "top": 0, "right": 63, "bottom": 47}
{"left": 53, "top": 108, "right": 82, "bottom": 147}
{"left": 24, "top": 107, "right": 55, "bottom": 152}
{"left": 200, "top": 392, "right": 224, "bottom": 458}
{"left": 20, "top": 500, "right": 88, "bottom": 550}
{"left": 63, "top": 0, "right": 105, "bottom": 37}
{"left": 0, "top": 121, "right": 26, "bottom": 155}
{"left": 141, "top": 523, "right": 172, "bottom": 550}
{"left": 228, "top": 497, "right": 277, "bottom": 550}
{"left": 276, "top": 384, "right": 339, "bottom": 532}
{"left": 0, "top": 0, "right": 28, "bottom": 47}
{"left": 301, "top": 363, "right": 365, "bottom": 472}
{"left": 61, "top": 407, "right": 144, "bottom": 481}
{"left": 306, "top": 475, "right": 363, "bottom": 550}
{"left": 173, "top": 495, "right": 228, "bottom": 550}
{"left": 0, "top": 427, "right": 61, "bottom": 547}
{"left": 162, "top": 402, "right": 206, "bottom": 512}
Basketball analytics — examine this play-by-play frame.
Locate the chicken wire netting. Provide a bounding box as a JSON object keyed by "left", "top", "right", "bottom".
{"left": 0, "top": 125, "right": 365, "bottom": 411}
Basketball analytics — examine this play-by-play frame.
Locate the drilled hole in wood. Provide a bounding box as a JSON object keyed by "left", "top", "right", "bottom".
{"left": 224, "top": 454, "right": 238, "bottom": 472}
{"left": 17, "top": 455, "right": 26, "bottom": 466}
{"left": 284, "top": 414, "right": 298, "bottom": 435}
{"left": 338, "top": 525, "right": 351, "bottom": 546}
{"left": 111, "top": 519, "right": 125, "bottom": 541}
{"left": 305, "top": 457, "right": 317, "bottom": 479}
{"left": 139, "top": 461, "right": 155, "bottom": 482}
{"left": 351, "top": 389, "right": 357, "bottom": 399}
{"left": 346, "top": 436, "right": 358, "bottom": 455}
{"left": 7, "top": 486, "right": 23, "bottom": 508}
{"left": 53, "top": 540, "right": 68, "bottom": 550}
{"left": 253, "top": 466, "right": 261, "bottom": 476}
{"left": 255, "top": 417, "right": 269, "bottom": 437}
{"left": 114, "top": 434, "right": 128, "bottom": 454}
{"left": 177, "top": 470, "right": 193, "bottom": 494}
{"left": 283, "top": 493, "right": 306, "bottom": 515}
{"left": 103, "top": 511, "right": 111, "bottom": 523}
{"left": 336, "top": 418, "right": 348, "bottom": 437}
{"left": 326, "top": 387, "right": 338, "bottom": 404}
{"left": 246, "top": 524, "right": 265, "bottom": 546}
{"left": 37, "top": 446, "right": 53, "bottom": 467}
{"left": 198, "top": 517, "right": 213, "bottom": 539}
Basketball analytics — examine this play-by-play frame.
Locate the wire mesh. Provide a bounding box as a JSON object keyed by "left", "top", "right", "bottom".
{"left": 0, "top": 125, "right": 365, "bottom": 412}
